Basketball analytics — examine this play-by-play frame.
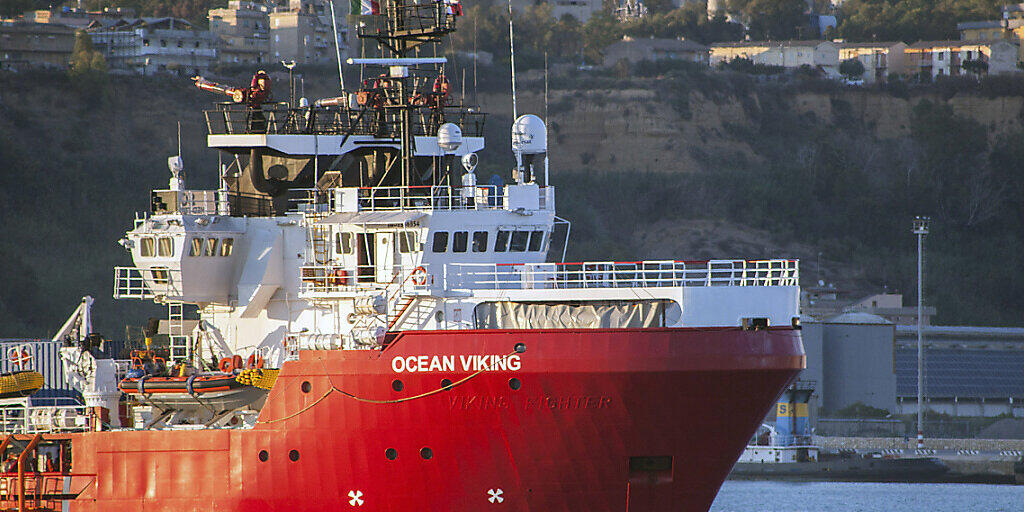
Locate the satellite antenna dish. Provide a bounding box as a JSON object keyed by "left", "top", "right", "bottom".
{"left": 461, "top": 153, "right": 478, "bottom": 173}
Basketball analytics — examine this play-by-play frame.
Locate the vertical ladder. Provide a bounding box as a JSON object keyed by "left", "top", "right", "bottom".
{"left": 168, "top": 302, "right": 188, "bottom": 363}
{"left": 311, "top": 225, "right": 330, "bottom": 265}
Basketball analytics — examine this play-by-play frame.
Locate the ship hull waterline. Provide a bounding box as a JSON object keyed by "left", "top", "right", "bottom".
{"left": 64, "top": 326, "right": 804, "bottom": 512}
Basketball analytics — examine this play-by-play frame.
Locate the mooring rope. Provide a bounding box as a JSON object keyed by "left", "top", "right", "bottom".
{"left": 258, "top": 350, "right": 518, "bottom": 424}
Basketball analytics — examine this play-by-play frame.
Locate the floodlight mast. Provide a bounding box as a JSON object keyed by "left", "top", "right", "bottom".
{"left": 912, "top": 216, "right": 930, "bottom": 450}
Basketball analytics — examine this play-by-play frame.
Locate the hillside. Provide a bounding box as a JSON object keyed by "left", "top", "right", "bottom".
{"left": 1, "top": 67, "right": 1023, "bottom": 336}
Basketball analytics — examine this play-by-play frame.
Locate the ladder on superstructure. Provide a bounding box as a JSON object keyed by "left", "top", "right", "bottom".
{"left": 168, "top": 302, "right": 188, "bottom": 363}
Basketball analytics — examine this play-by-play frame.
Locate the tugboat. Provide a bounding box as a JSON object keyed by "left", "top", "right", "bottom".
{"left": 731, "top": 382, "right": 948, "bottom": 482}
{"left": 0, "top": 1, "right": 805, "bottom": 510}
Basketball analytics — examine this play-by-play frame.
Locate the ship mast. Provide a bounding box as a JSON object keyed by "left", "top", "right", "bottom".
{"left": 355, "top": 0, "right": 458, "bottom": 187}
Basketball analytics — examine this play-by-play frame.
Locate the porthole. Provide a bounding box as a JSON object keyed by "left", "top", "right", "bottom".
{"left": 509, "top": 378, "right": 522, "bottom": 391}
{"left": 440, "top": 378, "right": 453, "bottom": 390}
{"left": 258, "top": 450, "right": 269, "bottom": 462}
{"left": 392, "top": 379, "right": 404, "bottom": 392}
{"left": 385, "top": 448, "right": 398, "bottom": 461}
{"left": 301, "top": 381, "right": 311, "bottom": 393}
{"left": 420, "top": 447, "right": 433, "bottom": 460}
{"left": 289, "top": 449, "right": 300, "bottom": 461}
{"left": 514, "top": 342, "right": 526, "bottom": 354}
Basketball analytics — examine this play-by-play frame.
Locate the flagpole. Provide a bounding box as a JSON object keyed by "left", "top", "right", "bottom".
{"left": 330, "top": 0, "right": 345, "bottom": 92}
{"left": 507, "top": 0, "right": 517, "bottom": 121}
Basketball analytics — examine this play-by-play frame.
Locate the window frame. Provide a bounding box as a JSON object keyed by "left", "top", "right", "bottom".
{"left": 157, "top": 236, "right": 174, "bottom": 258}
{"left": 452, "top": 231, "right": 468, "bottom": 253}
{"left": 509, "top": 231, "right": 529, "bottom": 252}
{"left": 220, "top": 238, "right": 234, "bottom": 257}
{"left": 472, "top": 231, "right": 489, "bottom": 252}
{"left": 528, "top": 230, "right": 545, "bottom": 252}
{"left": 188, "top": 237, "right": 202, "bottom": 257}
{"left": 494, "top": 230, "right": 510, "bottom": 252}
{"left": 204, "top": 237, "right": 219, "bottom": 257}
{"left": 431, "top": 231, "right": 449, "bottom": 253}
{"left": 398, "top": 231, "right": 419, "bottom": 254}
{"left": 140, "top": 237, "right": 155, "bottom": 257}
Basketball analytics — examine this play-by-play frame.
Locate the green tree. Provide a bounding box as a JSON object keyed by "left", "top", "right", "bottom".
{"left": 838, "top": 0, "right": 1004, "bottom": 42}
{"left": 839, "top": 57, "right": 866, "bottom": 80}
{"left": 728, "top": 0, "right": 809, "bottom": 40}
{"left": 961, "top": 58, "right": 989, "bottom": 76}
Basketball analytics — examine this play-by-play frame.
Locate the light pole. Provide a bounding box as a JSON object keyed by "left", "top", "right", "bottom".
{"left": 912, "top": 216, "right": 930, "bottom": 449}
{"left": 281, "top": 60, "right": 296, "bottom": 108}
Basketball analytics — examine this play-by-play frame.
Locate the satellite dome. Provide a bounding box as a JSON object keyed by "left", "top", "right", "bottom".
{"left": 511, "top": 114, "right": 547, "bottom": 155}
{"left": 437, "top": 123, "right": 463, "bottom": 152}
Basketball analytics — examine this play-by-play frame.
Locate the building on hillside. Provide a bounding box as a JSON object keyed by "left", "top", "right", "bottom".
{"left": 710, "top": 40, "right": 840, "bottom": 77}
{"left": 0, "top": 21, "right": 76, "bottom": 69}
{"left": 957, "top": 18, "right": 1024, "bottom": 63}
{"left": 602, "top": 36, "right": 709, "bottom": 68}
{"left": 846, "top": 293, "right": 934, "bottom": 326}
{"left": 87, "top": 18, "right": 217, "bottom": 75}
{"left": 209, "top": 0, "right": 272, "bottom": 65}
{"left": 18, "top": 6, "right": 135, "bottom": 29}
{"left": 906, "top": 40, "right": 1019, "bottom": 78}
{"left": 802, "top": 288, "right": 935, "bottom": 326}
{"left": 614, "top": 0, "right": 648, "bottom": 22}
{"left": 894, "top": 325, "right": 1024, "bottom": 418}
{"left": 1005, "top": 3, "right": 1024, "bottom": 20}
{"left": 269, "top": 0, "right": 349, "bottom": 66}
{"left": 837, "top": 42, "right": 906, "bottom": 83}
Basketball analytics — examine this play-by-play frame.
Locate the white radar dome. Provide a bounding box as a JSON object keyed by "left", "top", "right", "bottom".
{"left": 437, "top": 123, "right": 463, "bottom": 153}
{"left": 511, "top": 114, "right": 547, "bottom": 155}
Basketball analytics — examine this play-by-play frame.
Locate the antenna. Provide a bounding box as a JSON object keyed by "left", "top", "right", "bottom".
{"left": 329, "top": 0, "right": 345, "bottom": 92}
{"left": 544, "top": 52, "right": 549, "bottom": 187}
{"left": 176, "top": 121, "right": 181, "bottom": 157}
{"left": 508, "top": 0, "right": 518, "bottom": 121}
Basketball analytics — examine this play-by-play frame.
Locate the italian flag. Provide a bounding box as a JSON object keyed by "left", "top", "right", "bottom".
{"left": 351, "top": 0, "right": 379, "bottom": 15}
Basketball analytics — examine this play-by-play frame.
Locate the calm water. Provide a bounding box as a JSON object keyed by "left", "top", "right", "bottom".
{"left": 710, "top": 481, "right": 1024, "bottom": 512}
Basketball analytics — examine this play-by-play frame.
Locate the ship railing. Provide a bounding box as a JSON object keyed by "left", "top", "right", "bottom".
{"left": 354, "top": 185, "right": 505, "bottom": 211}
{"left": 442, "top": 259, "right": 799, "bottom": 291}
{"left": 151, "top": 189, "right": 272, "bottom": 217}
{"left": 0, "top": 403, "right": 91, "bottom": 434}
{"left": 298, "top": 264, "right": 433, "bottom": 295}
{"left": 113, "top": 266, "right": 184, "bottom": 300}
{"left": 205, "top": 103, "right": 485, "bottom": 138}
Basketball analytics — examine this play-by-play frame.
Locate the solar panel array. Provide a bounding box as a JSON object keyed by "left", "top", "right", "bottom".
{"left": 894, "top": 348, "right": 1024, "bottom": 398}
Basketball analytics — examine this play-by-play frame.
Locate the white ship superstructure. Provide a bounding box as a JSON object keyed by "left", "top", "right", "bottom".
{"left": 110, "top": 101, "right": 799, "bottom": 375}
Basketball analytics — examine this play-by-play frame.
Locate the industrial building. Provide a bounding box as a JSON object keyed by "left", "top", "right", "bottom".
{"left": 798, "top": 314, "right": 1024, "bottom": 430}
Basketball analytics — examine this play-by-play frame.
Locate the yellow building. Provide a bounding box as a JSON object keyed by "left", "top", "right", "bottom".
{"left": 906, "top": 40, "right": 1019, "bottom": 79}
{"left": 837, "top": 42, "right": 906, "bottom": 83}
{"left": 710, "top": 40, "right": 840, "bottom": 76}
{"left": 209, "top": 0, "right": 271, "bottom": 65}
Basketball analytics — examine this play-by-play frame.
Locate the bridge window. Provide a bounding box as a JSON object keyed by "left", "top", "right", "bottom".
{"left": 140, "top": 237, "right": 155, "bottom": 257}
{"left": 432, "top": 231, "right": 449, "bottom": 253}
{"left": 528, "top": 231, "right": 544, "bottom": 252}
{"left": 220, "top": 238, "right": 234, "bottom": 257}
{"left": 189, "top": 237, "right": 202, "bottom": 257}
{"left": 204, "top": 237, "right": 219, "bottom": 257}
{"left": 510, "top": 231, "right": 529, "bottom": 252}
{"left": 157, "top": 236, "right": 174, "bottom": 257}
{"left": 472, "top": 231, "right": 488, "bottom": 252}
{"left": 398, "top": 231, "right": 419, "bottom": 253}
{"left": 494, "top": 230, "right": 510, "bottom": 252}
{"left": 452, "top": 231, "right": 468, "bottom": 252}
{"left": 336, "top": 232, "right": 354, "bottom": 254}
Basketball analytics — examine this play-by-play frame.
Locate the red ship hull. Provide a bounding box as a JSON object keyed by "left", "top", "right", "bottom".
{"left": 63, "top": 326, "right": 803, "bottom": 512}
